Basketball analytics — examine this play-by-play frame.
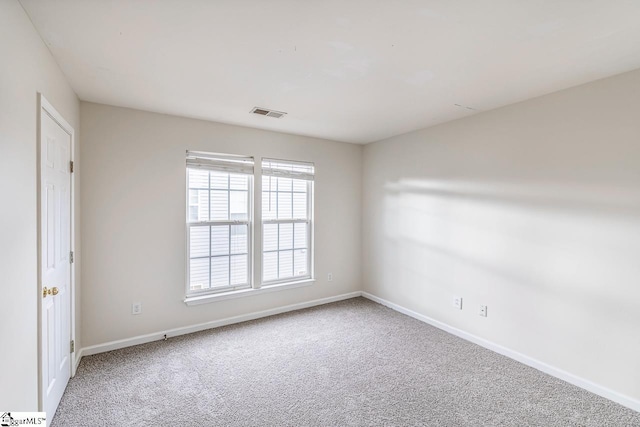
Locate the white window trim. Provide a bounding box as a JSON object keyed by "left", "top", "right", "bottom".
{"left": 184, "top": 154, "right": 315, "bottom": 305}
{"left": 260, "top": 179, "right": 314, "bottom": 286}
{"left": 260, "top": 158, "right": 315, "bottom": 287}
{"left": 185, "top": 153, "right": 254, "bottom": 297}
{"left": 185, "top": 219, "right": 253, "bottom": 297}
{"left": 184, "top": 278, "right": 315, "bottom": 306}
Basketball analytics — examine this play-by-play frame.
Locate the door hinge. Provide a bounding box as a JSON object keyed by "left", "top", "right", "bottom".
{"left": 70, "top": 340, "right": 75, "bottom": 353}
{"left": 70, "top": 251, "right": 74, "bottom": 263}
{"left": 70, "top": 161, "right": 74, "bottom": 173}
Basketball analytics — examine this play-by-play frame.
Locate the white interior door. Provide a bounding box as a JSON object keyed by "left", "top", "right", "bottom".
{"left": 40, "top": 107, "right": 72, "bottom": 418}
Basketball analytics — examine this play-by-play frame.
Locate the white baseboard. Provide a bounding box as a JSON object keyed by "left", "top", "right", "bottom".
{"left": 80, "top": 291, "right": 362, "bottom": 358}
{"left": 361, "top": 291, "right": 640, "bottom": 413}
{"left": 75, "top": 289, "right": 639, "bottom": 413}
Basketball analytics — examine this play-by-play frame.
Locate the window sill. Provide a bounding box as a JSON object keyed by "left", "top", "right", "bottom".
{"left": 184, "top": 279, "right": 316, "bottom": 306}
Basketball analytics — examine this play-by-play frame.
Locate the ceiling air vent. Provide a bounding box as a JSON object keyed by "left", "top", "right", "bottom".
{"left": 251, "top": 107, "right": 287, "bottom": 119}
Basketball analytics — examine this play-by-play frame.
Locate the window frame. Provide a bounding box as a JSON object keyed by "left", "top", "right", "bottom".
{"left": 260, "top": 159, "right": 314, "bottom": 287}
{"left": 184, "top": 153, "right": 315, "bottom": 303}
{"left": 185, "top": 156, "right": 254, "bottom": 298}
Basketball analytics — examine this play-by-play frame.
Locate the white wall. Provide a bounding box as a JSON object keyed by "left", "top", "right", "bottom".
{"left": 0, "top": 0, "right": 81, "bottom": 410}
{"left": 363, "top": 68, "right": 640, "bottom": 403}
{"left": 5, "top": 0, "right": 637, "bottom": 408}
{"left": 80, "top": 102, "right": 362, "bottom": 347}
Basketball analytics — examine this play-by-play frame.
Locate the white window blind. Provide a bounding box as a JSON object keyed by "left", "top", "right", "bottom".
{"left": 186, "top": 151, "right": 253, "bottom": 296}
{"left": 186, "top": 151, "right": 254, "bottom": 174}
{"left": 261, "top": 158, "right": 314, "bottom": 285}
{"left": 262, "top": 158, "right": 314, "bottom": 181}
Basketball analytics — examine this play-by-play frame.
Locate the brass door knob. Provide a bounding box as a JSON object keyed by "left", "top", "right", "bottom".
{"left": 43, "top": 287, "right": 48, "bottom": 298}
{"left": 52, "top": 287, "right": 59, "bottom": 296}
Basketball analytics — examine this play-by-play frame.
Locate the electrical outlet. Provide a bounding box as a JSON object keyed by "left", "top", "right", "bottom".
{"left": 132, "top": 302, "right": 142, "bottom": 315}
{"left": 452, "top": 296, "right": 463, "bottom": 310}
{"left": 479, "top": 305, "right": 488, "bottom": 317}
{"left": 327, "top": 273, "right": 333, "bottom": 282}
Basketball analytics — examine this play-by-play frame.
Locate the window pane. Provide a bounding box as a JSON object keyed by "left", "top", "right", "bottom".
{"left": 262, "top": 192, "right": 277, "bottom": 220}
{"left": 230, "top": 174, "right": 248, "bottom": 190}
{"left": 263, "top": 252, "right": 277, "bottom": 282}
{"left": 262, "top": 175, "right": 275, "bottom": 191}
{"left": 277, "top": 177, "right": 292, "bottom": 192}
{"left": 292, "top": 179, "right": 307, "bottom": 193}
{"left": 187, "top": 154, "right": 254, "bottom": 295}
{"left": 261, "top": 160, "right": 312, "bottom": 286}
{"left": 211, "top": 256, "right": 229, "bottom": 287}
{"left": 277, "top": 192, "right": 292, "bottom": 219}
{"left": 189, "top": 226, "right": 209, "bottom": 258}
{"left": 188, "top": 168, "right": 209, "bottom": 189}
{"left": 230, "top": 191, "right": 248, "bottom": 220}
{"left": 230, "top": 255, "right": 247, "bottom": 285}
{"left": 189, "top": 190, "right": 198, "bottom": 205}
{"left": 211, "top": 190, "right": 229, "bottom": 221}
{"left": 190, "top": 258, "right": 209, "bottom": 290}
{"left": 189, "top": 206, "right": 198, "bottom": 221}
{"left": 279, "top": 223, "right": 293, "bottom": 250}
{"left": 293, "top": 193, "right": 307, "bottom": 218}
{"left": 211, "top": 225, "right": 229, "bottom": 256}
{"left": 279, "top": 250, "right": 293, "bottom": 279}
{"left": 263, "top": 223, "right": 278, "bottom": 252}
{"left": 230, "top": 224, "right": 247, "bottom": 254}
{"left": 294, "top": 249, "right": 308, "bottom": 277}
{"left": 210, "top": 171, "right": 228, "bottom": 189}
{"left": 188, "top": 189, "right": 209, "bottom": 222}
{"left": 294, "top": 223, "right": 307, "bottom": 249}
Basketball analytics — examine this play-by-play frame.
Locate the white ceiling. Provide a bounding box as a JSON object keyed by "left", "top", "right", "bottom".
{"left": 20, "top": 0, "right": 640, "bottom": 144}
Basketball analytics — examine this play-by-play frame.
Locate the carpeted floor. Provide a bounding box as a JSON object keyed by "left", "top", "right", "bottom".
{"left": 53, "top": 297, "right": 640, "bottom": 426}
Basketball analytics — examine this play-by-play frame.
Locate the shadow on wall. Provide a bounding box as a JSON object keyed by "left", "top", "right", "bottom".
{"left": 380, "top": 178, "right": 640, "bottom": 337}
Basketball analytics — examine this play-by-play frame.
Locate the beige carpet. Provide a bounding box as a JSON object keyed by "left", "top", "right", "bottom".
{"left": 52, "top": 298, "right": 640, "bottom": 426}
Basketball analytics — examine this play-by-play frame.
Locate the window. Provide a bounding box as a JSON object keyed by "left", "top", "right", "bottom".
{"left": 185, "top": 152, "right": 314, "bottom": 301}
{"left": 262, "top": 158, "right": 314, "bottom": 285}
{"left": 186, "top": 152, "right": 253, "bottom": 295}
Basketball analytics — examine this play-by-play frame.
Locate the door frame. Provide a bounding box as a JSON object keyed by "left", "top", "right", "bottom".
{"left": 37, "top": 93, "right": 77, "bottom": 412}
